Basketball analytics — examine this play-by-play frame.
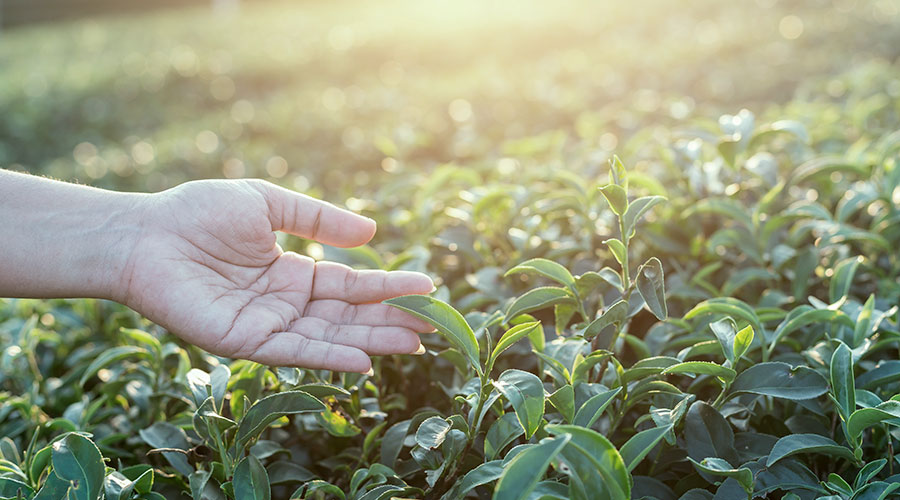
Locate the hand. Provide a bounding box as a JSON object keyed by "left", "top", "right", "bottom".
{"left": 118, "top": 179, "right": 434, "bottom": 373}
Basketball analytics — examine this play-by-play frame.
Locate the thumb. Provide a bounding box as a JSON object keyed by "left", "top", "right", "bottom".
{"left": 255, "top": 181, "right": 376, "bottom": 248}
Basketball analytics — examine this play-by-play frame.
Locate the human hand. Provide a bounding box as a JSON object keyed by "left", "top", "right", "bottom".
{"left": 116, "top": 179, "right": 434, "bottom": 374}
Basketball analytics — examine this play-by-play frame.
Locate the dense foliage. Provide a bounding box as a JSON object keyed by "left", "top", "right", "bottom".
{"left": 3, "top": 1, "right": 900, "bottom": 499}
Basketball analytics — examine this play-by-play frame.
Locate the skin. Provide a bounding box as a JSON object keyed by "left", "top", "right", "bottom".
{"left": 0, "top": 169, "right": 435, "bottom": 373}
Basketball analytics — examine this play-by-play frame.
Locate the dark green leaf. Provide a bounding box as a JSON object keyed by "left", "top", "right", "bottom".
{"left": 415, "top": 417, "right": 450, "bottom": 449}
{"left": 684, "top": 401, "right": 739, "bottom": 465}
{"left": 236, "top": 391, "right": 326, "bottom": 449}
{"left": 688, "top": 457, "right": 753, "bottom": 495}
{"left": 730, "top": 362, "right": 828, "bottom": 400}
{"left": 51, "top": 433, "right": 105, "bottom": 500}
{"left": 766, "top": 434, "right": 856, "bottom": 467}
{"left": 484, "top": 412, "right": 524, "bottom": 461}
{"left": 233, "top": 455, "right": 270, "bottom": 500}
{"left": 847, "top": 401, "right": 900, "bottom": 441}
{"left": 856, "top": 360, "right": 900, "bottom": 391}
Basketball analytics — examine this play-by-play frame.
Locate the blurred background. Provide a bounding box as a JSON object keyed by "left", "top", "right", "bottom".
{"left": 1, "top": 0, "right": 899, "bottom": 200}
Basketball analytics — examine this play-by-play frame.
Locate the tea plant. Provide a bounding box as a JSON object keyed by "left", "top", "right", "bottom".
{"left": 3, "top": 2, "right": 900, "bottom": 498}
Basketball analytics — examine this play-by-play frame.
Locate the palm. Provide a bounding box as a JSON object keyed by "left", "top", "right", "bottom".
{"left": 122, "top": 180, "right": 432, "bottom": 373}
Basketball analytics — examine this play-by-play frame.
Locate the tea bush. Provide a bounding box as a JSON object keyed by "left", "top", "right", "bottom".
{"left": 3, "top": 1, "right": 900, "bottom": 499}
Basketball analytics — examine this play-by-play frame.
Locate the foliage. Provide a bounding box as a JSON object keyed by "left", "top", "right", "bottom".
{"left": 4, "top": 1, "right": 900, "bottom": 499}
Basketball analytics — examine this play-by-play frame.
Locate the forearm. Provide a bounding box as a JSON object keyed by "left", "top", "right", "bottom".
{"left": 0, "top": 169, "right": 145, "bottom": 300}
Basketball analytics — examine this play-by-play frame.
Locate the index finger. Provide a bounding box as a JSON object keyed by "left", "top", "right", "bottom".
{"left": 255, "top": 181, "right": 376, "bottom": 247}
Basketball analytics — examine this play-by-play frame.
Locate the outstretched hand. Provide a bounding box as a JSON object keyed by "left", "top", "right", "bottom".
{"left": 118, "top": 179, "right": 434, "bottom": 373}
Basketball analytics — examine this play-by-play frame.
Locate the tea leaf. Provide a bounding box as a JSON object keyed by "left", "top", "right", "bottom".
{"left": 385, "top": 294, "right": 482, "bottom": 375}
{"left": 636, "top": 257, "right": 667, "bottom": 320}
{"left": 505, "top": 258, "right": 576, "bottom": 289}
{"left": 494, "top": 369, "right": 545, "bottom": 439}
{"left": 233, "top": 455, "right": 271, "bottom": 500}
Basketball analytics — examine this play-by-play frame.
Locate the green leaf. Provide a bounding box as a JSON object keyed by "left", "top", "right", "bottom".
{"left": 609, "top": 155, "right": 628, "bottom": 187}
{"left": 489, "top": 322, "right": 542, "bottom": 369}
{"left": 138, "top": 422, "right": 193, "bottom": 476}
{"left": 622, "top": 196, "right": 666, "bottom": 239}
{"left": 51, "top": 433, "right": 105, "bottom": 500}
{"left": 385, "top": 295, "right": 481, "bottom": 375}
{"left": 104, "top": 472, "right": 135, "bottom": 500}
{"left": 688, "top": 457, "right": 753, "bottom": 495}
{"left": 548, "top": 385, "right": 575, "bottom": 423}
{"left": 235, "top": 390, "right": 326, "bottom": 449}
{"left": 233, "top": 455, "right": 271, "bottom": 500}
{"left": 830, "top": 342, "right": 856, "bottom": 422}
{"left": 494, "top": 369, "right": 546, "bottom": 439}
{"left": 316, "top": 406, "right": 361, "bottom": 437}
{"left": 599, "top": 184, "right": 628, "bottom": 215}
{"left": 710, "top": 318, "right": 738, "bottom": 365}
{"left": 847, "top": 401, "right": 900, "bottom": 441}
{"left": 636, "top": 258, "right": 667, "bottom": 320}
{"left": 684, "top": 298, "right": 762, "bottom": 336}
{"left": 730, "top": 362, "right": 828, "bottom": 400}
{"left": 33, "top": 471, "right": 70, "bottom": 500}
{"left": 854, "top": 459, "right": 887, "bottom": 489}
{"left": 856, "top": 360, "right": 900, "bottom": 390}
{"left": 484, "top": 412, "right": 524, "bottom": 461}
{"left": 684, "top": 402, "right": 739, "bottom": 465}
{"left": 293, "top": 480, "right": 345, "bottom": 500}
{"left": 189, "top": 470, "right": 212, "bottom": 500}
{"left": 661, "top": 362, "right": 735, "bottom": 383}
{"left": 416, "top": 417, "right": 450, "bottom": 449}
{"left": 505, "top": 287, "right": 573, "bottom": 325}
{"left": 441, "top": 461, "right": 503, "bottom": 500}
{"left": 0, "top": 478, "right": 33, "bottom": 498}
{"left": 572, "top": 350, "right": 613, "bottom": 384}
{"left": 765, "top": 434, "right": 856, "bottom": 467}
{"left": 619, "top": 424, "right": 672, "bottom": 472}
{"left": 853, "top": 294, "right": 876, "bottom": 346}
{"left": 583, "top": 300, "right": 628, "bottom": 341}
{"left": 79, "top": 346, "right": 151, "bottom": 386}
{"left": 492, "top": 435, "right": 571, "bottom": 500}
{"left": 604, "top": 238, "right": 627, "bottom": 267}
{"left": 573, "top": 388, "right": 621, "bottom": 429}
{"left": 829, "top": 256, "right": 862, "bottom": 303}
{"left": 769, "top": 307, "right": 853, "bottom": 353}
{"left": 546, "top": 424, "right": 631, "bottom": 500}
{"left": 505, "top": 258, "right": 576, "bottom": 289}
{"left": 733, "top": 325, "right": 754, "bottom": 361}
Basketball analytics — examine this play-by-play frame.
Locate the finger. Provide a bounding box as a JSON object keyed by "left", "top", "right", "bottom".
{"left": 248, "top": 331, "right": 372, "bottom": 373}
{"left": 256, "top": 181, "right": 376, "bottom": 248}
{"left": 304, "top": 300, "right": 436, "bottom": 332}
{"left": 312, "top": 261, "right": 434, "bottom": 303}
{"left": 290, "top": 317, "right": 422, "bottom": 355}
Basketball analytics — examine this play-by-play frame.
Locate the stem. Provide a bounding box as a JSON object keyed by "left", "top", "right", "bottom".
{"left": 618, "top": 216, "right": 631, "bottom": 289}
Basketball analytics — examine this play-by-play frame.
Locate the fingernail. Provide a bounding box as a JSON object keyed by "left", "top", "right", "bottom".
{"left": 412, "top": 344, "right": 426, "bottom": 355}
{"left": 364, "top": 368, "right": 375, "bottom": 376}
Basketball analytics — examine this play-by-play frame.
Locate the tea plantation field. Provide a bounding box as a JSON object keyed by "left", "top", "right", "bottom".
{"left": 3, "top": 1, "right": 900, "bottom": 499}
